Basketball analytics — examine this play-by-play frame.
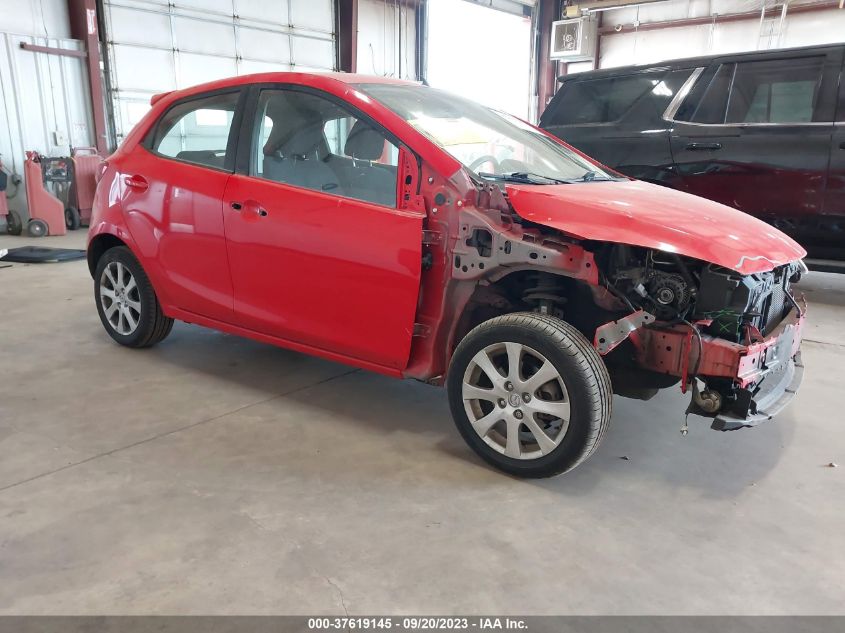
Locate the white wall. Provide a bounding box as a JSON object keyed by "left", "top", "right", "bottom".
{"left": 0, "top": 0, "right": 71, "bottom": 39}
{"left": 596, "top": 0, "right": 845, "bottom": 70}
{"left": 357, "top": 0, "right": 417, "bottom": 79}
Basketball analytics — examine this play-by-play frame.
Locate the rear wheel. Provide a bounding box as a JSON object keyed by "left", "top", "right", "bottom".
{"left": 27, "top": 219, "right": 48, "bottom": 237}
{"left": 65, "top": 206, "right": 81, "bottom": 230}
{"left": 5, "top": 210, "right": 22, "bottom": 235}
{"left": 94, "top": 246, "right": 174, "bottom": 348}
{"left": 447, "top": 313, "right": 612, "bottom": 478}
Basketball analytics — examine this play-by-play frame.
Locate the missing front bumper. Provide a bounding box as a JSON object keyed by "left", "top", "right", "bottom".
{"left": 711, "top": 351, "right": 804, "bottom": 431}
{"left": 627, "top": 297, "right": 806, "bottom": 429}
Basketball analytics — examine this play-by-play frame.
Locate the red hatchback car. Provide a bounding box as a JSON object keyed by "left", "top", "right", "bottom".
{"left": 88, "top": 73, "right": 807, "bottom": 477}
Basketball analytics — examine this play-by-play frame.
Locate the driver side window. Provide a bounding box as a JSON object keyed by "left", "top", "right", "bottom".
{"left": 251, "top": 89, "right": 399, "bottom": 207}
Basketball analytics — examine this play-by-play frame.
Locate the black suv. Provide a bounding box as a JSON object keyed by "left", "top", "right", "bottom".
{"left": 540, "top": 44, "right": 845, "bottom": 265}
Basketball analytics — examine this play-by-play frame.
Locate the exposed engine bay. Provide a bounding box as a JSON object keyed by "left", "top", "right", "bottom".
{"left": 601, "top": 244, "right": 803, "bottom": 343}
{"left": 596, "top": 244, "right": 805, "bottom": 428}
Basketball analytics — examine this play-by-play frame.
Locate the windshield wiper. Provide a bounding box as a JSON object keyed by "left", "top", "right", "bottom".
{"left": 579, "top": 170, "right": 613, "bottom": 182}
{"left": 477, "top": 171, "right": 567, "bottom": 185}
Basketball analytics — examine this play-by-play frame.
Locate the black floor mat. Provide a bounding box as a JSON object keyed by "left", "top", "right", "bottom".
{"left": 0, "top": 246, "right": 86, "bottom": 263}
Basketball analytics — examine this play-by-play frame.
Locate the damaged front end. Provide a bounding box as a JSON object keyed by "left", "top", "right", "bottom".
{"left": 408, "top": 169, "right": 806, "bottom": 433}
{"left": 598, "top": 246, "right": 807, "bottom": 430}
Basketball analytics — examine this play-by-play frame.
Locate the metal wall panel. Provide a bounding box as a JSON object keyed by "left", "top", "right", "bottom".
{"left": 102, "top": 0, "right": 336, "bottom": 142}
{"left": 0, "top": 33, "right": 95, "bottom": 221}
{"left": 597, "top": 0, "right": 845, "bottom": 70}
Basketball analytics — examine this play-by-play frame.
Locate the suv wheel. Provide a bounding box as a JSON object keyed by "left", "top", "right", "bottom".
{"left": 94, "top": 246, "right": 174, "bottom": 348}
{"left": 447, "top": 313, "right": 612, "bottom": 478}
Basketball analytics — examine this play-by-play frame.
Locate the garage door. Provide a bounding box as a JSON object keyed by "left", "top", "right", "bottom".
{"left": 427, "top": 0, "right": 534, "bottom": 119}
{"left": 101, "top": 0, "right": 336, "bottom": 143}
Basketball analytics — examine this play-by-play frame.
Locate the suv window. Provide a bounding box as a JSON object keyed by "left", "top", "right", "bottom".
{"left": 726, "top": 56, "right": 824, "bottom": 123}
{"left": 252, "top": 89, "right": 398, "bottom": 207}
{"left": 677, "top": 56, "right": 827, "bottom": 125}
{"left": 546, "top": 73, "right": 666, "bottom": 125}
{"left": 679, "top": 64, "right": 734, "bottom": 124}
{"left": 149, "top": 92, "right": 239, "bottom": 169}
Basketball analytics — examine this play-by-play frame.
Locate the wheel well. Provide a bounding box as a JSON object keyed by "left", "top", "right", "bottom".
{"left": 453, "top": 270, "right": 609, "bottom": 351}
{"left": 87, "top": 234, "right": 126, "bottom": 278}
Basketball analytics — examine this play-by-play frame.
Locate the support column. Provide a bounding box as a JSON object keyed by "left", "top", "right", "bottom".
{"left": 536, "top": 0, "right": 560, "bottom": 115}
{"left": 337, "top": 0, "right": 359, "bottom": 73}
{"left": 414, "top": 0, "right": 428, "bottom": 82}
{"left": 67, "top": 0, "right": 109, "bottom": 154}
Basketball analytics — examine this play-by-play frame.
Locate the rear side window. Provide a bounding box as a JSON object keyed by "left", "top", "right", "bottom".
{"left": 546, "top": 73, "right": 666, "bottom": 125}
{"left": 148, "top": 91, "right": 240, "bottom": 169}
{"left": 676, "top": 56, "right": 826, "bottom": 124}
{"left": 727, "top": 56, "right": 824, "bottom": 123}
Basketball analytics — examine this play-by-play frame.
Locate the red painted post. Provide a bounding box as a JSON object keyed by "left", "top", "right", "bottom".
{"left": 67, "top": 0, "right": 109, "bottom": 154}
{"left": 337, "top": 0, "right": 359, "bottom": 73}
{"left": 536, "top": 0, "right": 559, "bottom": 115}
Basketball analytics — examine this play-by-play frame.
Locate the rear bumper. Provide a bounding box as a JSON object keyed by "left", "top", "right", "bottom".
{"left": 634, "top": 296, "right": 806, "bottom": 428}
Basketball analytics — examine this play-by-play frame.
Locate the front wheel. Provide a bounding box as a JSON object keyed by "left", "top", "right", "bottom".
{"left": 447, "top": 313, "right": 612, "bottom": 478}
{"left": 94, "top": 246, "right": 174, "bottom": 348}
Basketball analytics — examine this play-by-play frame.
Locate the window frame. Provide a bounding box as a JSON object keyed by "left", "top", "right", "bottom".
{"left": 141, "top": 87, "right": 247, "bottom": 173}
{"left": 233, "top": 83, "right": 411, "bottom": 209}
{"left": 666, "top": 47, "right": 843, "bottom": 128}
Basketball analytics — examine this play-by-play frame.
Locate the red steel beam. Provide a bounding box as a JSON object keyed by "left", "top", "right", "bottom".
{"left": 536, "top": 0, "right": 560, "bottom": 112}
{"left": 599, "top": 0, "right": 842, "bottom": 35}
{"left": 19, "top": 42, "right": 86, "bottom": 58}
{"left": 337, "top": 0, "right": 359, "bottom": 73}
{"left": 67, "top": 0, "right": 109, "bottom": 153}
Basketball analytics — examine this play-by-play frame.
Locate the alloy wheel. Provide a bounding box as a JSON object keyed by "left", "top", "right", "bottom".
{"left": 99, "top": 261, "right": 141, "bottom": 335}
{"left": 462, "top": 342, "right": 571, "bottom": 460}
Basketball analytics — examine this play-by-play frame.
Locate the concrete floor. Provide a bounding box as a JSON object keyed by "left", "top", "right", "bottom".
{"left": 0, "top": 231, "right": 843, "bottom": 615}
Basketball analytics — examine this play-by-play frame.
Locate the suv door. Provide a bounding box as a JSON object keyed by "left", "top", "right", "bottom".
{"left": 125, "top": 89, "right": 243, "bottom": 322}
{"left": 222, "top": 85, "right": 425, "bottom": 370}
{"left": 668, "top": 47, "right": 842, "bottom": 251}
{"left": 540, "top": 67, "right": 694, "bottom": 185}
{"left": 821, "top": 50, "right": 845, "bottom": 261}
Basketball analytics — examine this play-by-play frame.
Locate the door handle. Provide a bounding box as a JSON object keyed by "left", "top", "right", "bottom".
{"left": 231, "top": 200, "right": 268, "bottom": 218}
{"left": 685, "top": 142, "right": 722, "bottom": 151}
{"left": 124, "top": 174, "right": 149, "bottom": 192}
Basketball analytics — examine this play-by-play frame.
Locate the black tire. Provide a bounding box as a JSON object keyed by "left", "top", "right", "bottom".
{"left": 6, "top": 209, "right": 22, "bottom": 235}
{"left": 447, "top": 312, "right": 612, "bottom": 478}
{"left": 27, "top": 219, "right": 48, "bottom": 237}
{"left": 94, "top": 246, "right": 174, "bottom": 348}
{"left": 65, "top": 206, "right": 81, "bottom": 230}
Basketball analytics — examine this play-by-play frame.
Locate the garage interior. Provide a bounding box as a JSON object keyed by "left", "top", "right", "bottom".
{"left": 1, "top": 0, "right": 844, "bottom": 617}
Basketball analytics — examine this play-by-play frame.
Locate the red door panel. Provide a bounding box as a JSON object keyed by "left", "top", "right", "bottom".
{"left": 118, "top": 150, "right": 234, "bottom": 322}
{"left": 222, "top": 175, "right": 424, "bottom": 370}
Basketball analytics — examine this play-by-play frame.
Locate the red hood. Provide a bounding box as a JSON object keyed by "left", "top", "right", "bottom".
{"left": 505, "top": 180, "right": 806, "bottom": 275}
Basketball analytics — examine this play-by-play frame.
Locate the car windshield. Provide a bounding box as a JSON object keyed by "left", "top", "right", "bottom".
{"left": 357, "top": 83, "right": 615, "bottom": 184}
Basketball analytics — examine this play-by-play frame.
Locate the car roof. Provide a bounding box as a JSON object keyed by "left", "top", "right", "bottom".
{"left": 150, "top": 72, "right": 419, "bottom": 105}
{"left": 558, "top": 42, "right": 844, "bottom": 82}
